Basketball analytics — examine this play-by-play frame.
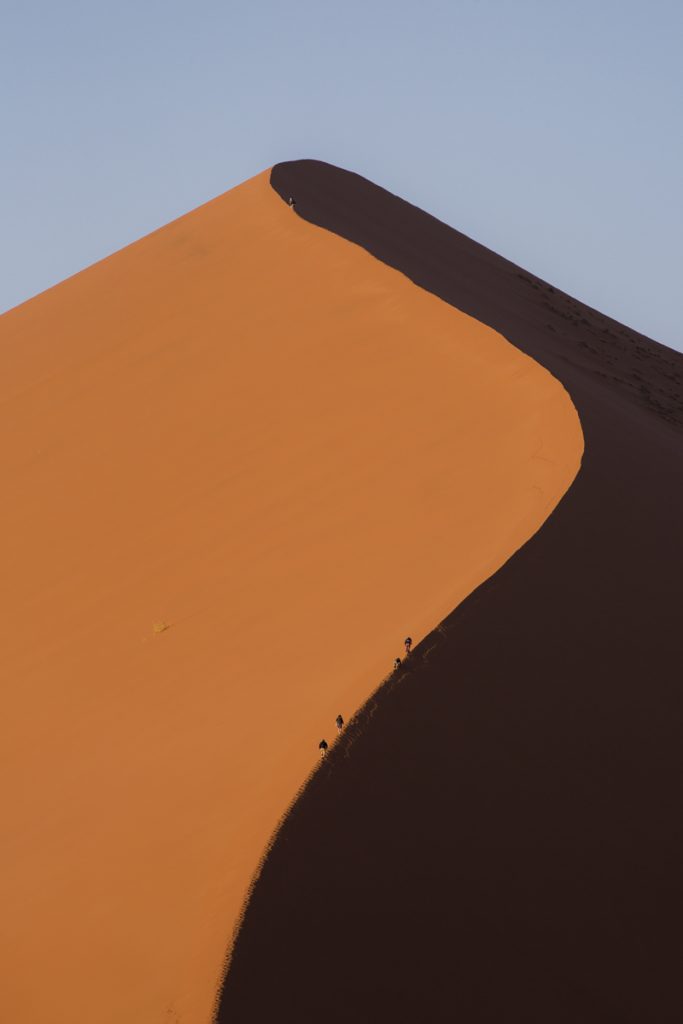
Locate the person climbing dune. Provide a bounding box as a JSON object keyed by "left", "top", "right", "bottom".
{"left": 319, "top": 738, "right": 328, "bottom": 759}
{"left": 394, "top": 657, "right": 402, "bottom": 671}
{"left": 336, "top": 714, "right": 344, "bottom": 733}
{"left": 288, "top": 196, "right": 296, "bottom": 209}
{"left": 404, "top": 636, "right": 413, "bottom": 655}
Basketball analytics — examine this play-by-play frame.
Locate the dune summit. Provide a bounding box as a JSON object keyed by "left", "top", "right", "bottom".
{"left": 0, "top": 169, "right": 581, "bottom": 1022}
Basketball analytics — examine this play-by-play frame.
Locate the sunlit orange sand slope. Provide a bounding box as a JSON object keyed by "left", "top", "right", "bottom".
{"left": 0, "top": 169, "right": 582, "bottom": 1023}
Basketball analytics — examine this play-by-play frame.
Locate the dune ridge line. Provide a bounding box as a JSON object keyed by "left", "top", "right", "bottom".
{"left": 218, "top": 158, "right": 683, "bottom": 1024}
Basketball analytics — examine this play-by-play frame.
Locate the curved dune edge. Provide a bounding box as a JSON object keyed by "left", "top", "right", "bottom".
{"left": 219, "top": 161, "right": 683, "bottom": 1022}
{"left": 0, "top": 170, "right": 582, "bottom": 1024}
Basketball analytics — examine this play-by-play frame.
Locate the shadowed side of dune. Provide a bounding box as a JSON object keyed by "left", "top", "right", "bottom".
{"left": 217, "top": 162, "right": 683, "bottom": 1022}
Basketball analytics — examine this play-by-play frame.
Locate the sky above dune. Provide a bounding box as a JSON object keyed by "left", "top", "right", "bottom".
{"left": 2, "top": 0, "right": 682, "bottom": 350}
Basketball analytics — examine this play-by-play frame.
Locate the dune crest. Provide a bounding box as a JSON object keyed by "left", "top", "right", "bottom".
{"left": 221, "top": 160, "right": 683, "bottom": 1023}
{"left": 0, "top": 169, "right": 581, "bottom": 1023}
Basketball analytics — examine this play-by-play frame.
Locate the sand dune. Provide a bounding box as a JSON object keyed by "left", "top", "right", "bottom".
{"left": 0, "top": 169, "right": 581, "bottom": 1022}
{"left": 219, "top": 160, "right": 683, "bottom": 1022}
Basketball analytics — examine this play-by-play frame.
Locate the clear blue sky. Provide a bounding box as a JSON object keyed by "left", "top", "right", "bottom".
{"left": 2, "top": 0, "right": 682, "bottom": 350}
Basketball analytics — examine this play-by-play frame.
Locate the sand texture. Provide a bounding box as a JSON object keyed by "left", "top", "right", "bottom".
{"left": 0, "top": 170, "right": 581, "bottom": 1022}
{"left": 219, "top": 160, "right": 683, "bottom": 1023}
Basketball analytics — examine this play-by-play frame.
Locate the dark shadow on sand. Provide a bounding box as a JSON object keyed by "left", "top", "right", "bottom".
{"left": 217, "top": 161, "right": 683, "bottom": 1023}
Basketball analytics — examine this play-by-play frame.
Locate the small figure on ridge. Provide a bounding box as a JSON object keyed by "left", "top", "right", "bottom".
{"left": 404, "top": 636, "right": 413, "bottom": 656}
{"left": 394, "top": 657, "right": 402, "bottom": 671}
{"left": 288, "top": 196, "right": 296, "bottom": 210}
{"left": 319, "top": 738, "right": 329, "bottom": 759}
{"left": 336, "top": 714, "right": 344, "bottom": 733}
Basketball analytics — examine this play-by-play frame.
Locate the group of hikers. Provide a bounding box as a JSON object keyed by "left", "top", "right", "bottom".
{"left": 318, "top": 637, "right": 412, "bottom": 758}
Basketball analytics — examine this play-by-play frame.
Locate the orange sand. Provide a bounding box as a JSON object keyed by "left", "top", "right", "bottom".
{"left": 0, "top": 170, "right": 583, "bottom": 1023}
